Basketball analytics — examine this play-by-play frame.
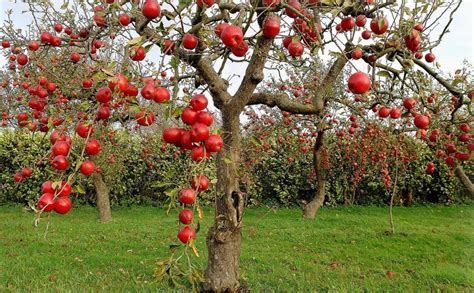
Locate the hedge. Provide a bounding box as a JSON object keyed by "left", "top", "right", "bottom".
{"left": 0, "top": 129, "right": 471, "bottom": 207}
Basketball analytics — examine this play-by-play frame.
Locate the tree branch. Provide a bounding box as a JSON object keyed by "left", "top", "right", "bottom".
{"left": 248, "top": 92, "right": 322, "bottom": 114}
{"left": 313, "top": 50, "right": 349, "bottom": 107}
{"left": 231, "top": 36, "right": 274, "bottom": 109}
{"left": 412, "top": 58, "right": 462, "bottom": 97}
{"left": 133, "top": 10, "right": 231, "bottom": 109}
{"left": 195, "top": 57, "right": 233, "bottom": 109}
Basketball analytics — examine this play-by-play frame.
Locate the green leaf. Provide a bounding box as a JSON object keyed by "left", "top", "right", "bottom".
{"left": 378, "top": 18, "right": 385, "bottom": 31}
{"left": 47, "top": 118, "right": 54, "bottom": 129}
{"left": 128, "top": 105, "right": 141, "bottom": 115}
{"left": 377, "top": 70, "right": 392, "bottom": 78}
{"left": 170, "top": 57, "right": 180, "bottom": 70}
{"left": 250, "top": 136, "right": 262, "bottom": 147}
{"left": 93, "top": 71, "right": 107, "bottom": 81}
{"left": 195, "top": 220, "right": 201, "bottom": 233}
{"left": 165, "top": 168, "right": 175, "bottom": 179}
{"left": 80, "top": 101, "right": 90, "bottom": 111}
{"left": 76, "top": 184, "right": 86, "bottom": 194}
{"left": 158, "top": 21, "right": 165, "bottom": 32}
{"left": 179, "top": 0, "right": 192, "bottom": 8}
{"left": 144, "top": 43, "right": 154, "bottom": 53}
{"left": 330, "top": 8, "right": 339, "bottom": 17}
{"left": 152, "top": 181, "right": 172, "bottom": 188}
{"left": 197, "top": 206, "right": 204, "bottom": 219}
{"left": 127, "top": 36, "right": 144, "bottom": 46}
{"left": 127, "top": 95, "right": 139, "bottom": 105}
{"left": 60, "top": 0, "right": 69, "bottom": 10}
{"left": 190, "top": 239, "right": 199, "bottom": 257}
{"left": 101, "top": 68, "right": 114, "bottom": 77}
{"left": 164, "top": 188, "right": 178, "bottom": 198}
{"left": 171, "top": 107, "right": 184, "bottom": 119}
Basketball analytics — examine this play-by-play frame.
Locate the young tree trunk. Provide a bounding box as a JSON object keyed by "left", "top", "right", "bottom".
{"left": 388, "top": 167, "right": 399, "bottom": 234}
{"left": 204, "top": 108, "right": 244, "bottom": 292}
{"left": 402, "top": 188, "right": 414, "bottom": 206}
{"left": 343, "top": 188, "right": 350, "bottom": 206}
{"left": 455, "top": 166, "right": 474, "bottom": 199}
{"left": 303, "top": 130, "right": 326, "bottom": 219}
{"left": 92, "top": 172, "right": 112, "bottom": 223}
{"left": 389, "top": 193, "right": 395, "bottom": 234}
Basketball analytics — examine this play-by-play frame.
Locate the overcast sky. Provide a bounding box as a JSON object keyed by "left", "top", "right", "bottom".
{"left": 433, "top": 0, "right": 473, "bottom": 73}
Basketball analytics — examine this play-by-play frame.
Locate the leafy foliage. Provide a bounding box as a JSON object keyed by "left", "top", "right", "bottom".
{"left": 1, "top": 126, "right": 471, "bottom": 207}
{"left": 0, "top": 130, "right": 216, "bottom": 206}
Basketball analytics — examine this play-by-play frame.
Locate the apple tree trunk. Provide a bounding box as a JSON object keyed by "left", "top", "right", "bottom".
{"left": 203, "top": 107, "right": 244, "bottom": 292}
{"left": 92, "top": 172, "right": 112, "bottom": 223}
{"left": 455, "top": 166, "right": 474, "bottom": 199}
{"left": 303, "top": 130, "right": 326, "bottom": 219}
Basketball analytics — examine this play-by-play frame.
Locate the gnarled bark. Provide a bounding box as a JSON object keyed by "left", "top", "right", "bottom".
{"left": 92, "top": 172, "right": 112, "bottom": 223}
{"left": 455, "top": 166, "right": 474, "bottom": 199}
{"left": 204, "top": 107, "right": 244, "bottom": 292}
{"left": 203, "top": 30, "right": 275, "bottom": 293}
{"left": 303, "top": 184, "right": 326, "bottom": 219}
{"left": 204, "top": 227, "right": 241, "bottom": 292}
{"left": 303, "top": 130, "right": 326, "bottom": 219}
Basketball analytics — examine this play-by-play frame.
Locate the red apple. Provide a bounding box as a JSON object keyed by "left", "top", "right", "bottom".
{"left": 425, "top": 53, "right": 436, "bottom": 63}
{"left": 182, "top": 33, "right": 198, "bottom": 50}
{"left": 179, "top": 188, "right": 196, "bottom": 205}
{"left": 288, "top": 41, "right": 304, "bottom": 57}
{"left": 179, "top": 209, "right": 193, "bottom": 224}
{"left": 142, "top": 0, "right": 160, "bottom": 20}
{"left": 177, "top": 226, "right": 196, "bottom": 244}
{"left": 231, "top": 41, "right": 249, "bottom": 57}
{"left": 370, "top": 17, "right": 389, "bottom": 34}
{"left": 348, "top": 72, "right": 371, "bottom": 94}
{"left": 414, "top": 114, "right": 429, "bottom": 130}
{"left": 190, "top": 94, "right": 208, "bottom": 111}
{"left": 263, "top": 15, "right": 280, "bottom": 39}
{"left": 205, "top": 134, "right": 224, "bottom": 152}
{"left": 221, "top": 25, "right": 243, "bottom": 48}
{"left": 403, "top": 97, "right": 416, "bottom": 110}
{"left": 37, "top": 193, "right": 55, "bottom": 212}
{"left": 80, "top": 160, "right": 95, "bottom": 176}
{"left": 54, "top": 197, "right": 72, "bottom": 214}
{"left": 85, "top": 140, "right": 101, "bottom": 155}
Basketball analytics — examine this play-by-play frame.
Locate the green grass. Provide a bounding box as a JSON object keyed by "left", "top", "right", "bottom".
{"left": 1, "top": 205, "right": 473, "bottom": 292}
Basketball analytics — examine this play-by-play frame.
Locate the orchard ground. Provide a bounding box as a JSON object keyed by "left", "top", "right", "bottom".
{"left": 1, "top": 205, "right": 473, "bottom": 291}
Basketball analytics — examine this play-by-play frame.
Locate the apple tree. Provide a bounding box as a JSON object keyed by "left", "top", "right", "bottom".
{"left": 0, "top": 0, "right": 471, "bottom": 291}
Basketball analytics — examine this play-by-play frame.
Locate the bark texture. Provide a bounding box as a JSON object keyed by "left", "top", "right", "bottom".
{"left": 303, "top": 130, "right": 326, "bottom": 219}
{"left": 92, "top": 172, "right": 112, "bottom": 223}
{"left": 203, "top": 107, "right": 244, "bottom": 292}
{"left": 455, "top": 166, "right": 474, "bottom": 199}
{"left": 204, "top": 227, "right": 242, "bottom": 292}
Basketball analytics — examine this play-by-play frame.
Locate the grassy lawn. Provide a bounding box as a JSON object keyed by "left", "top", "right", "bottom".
{"left": 0, "top": 205, "right": 473, "bottom": 291}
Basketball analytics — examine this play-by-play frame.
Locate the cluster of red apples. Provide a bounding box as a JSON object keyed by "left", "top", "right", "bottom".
{"left": 162, "top": 94, "right": 223, "bottom": 244}
{"left": 35, "top": 126, "right": 102, "bottom": 215}
{"left": 346, "top": 71, "right": 472, "bottom": 175}
{"left": 162, "top": 94, "right": 223, "bottom": 161}
{"left": 176, "top": 174, "right": 209, "bottom": 244}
